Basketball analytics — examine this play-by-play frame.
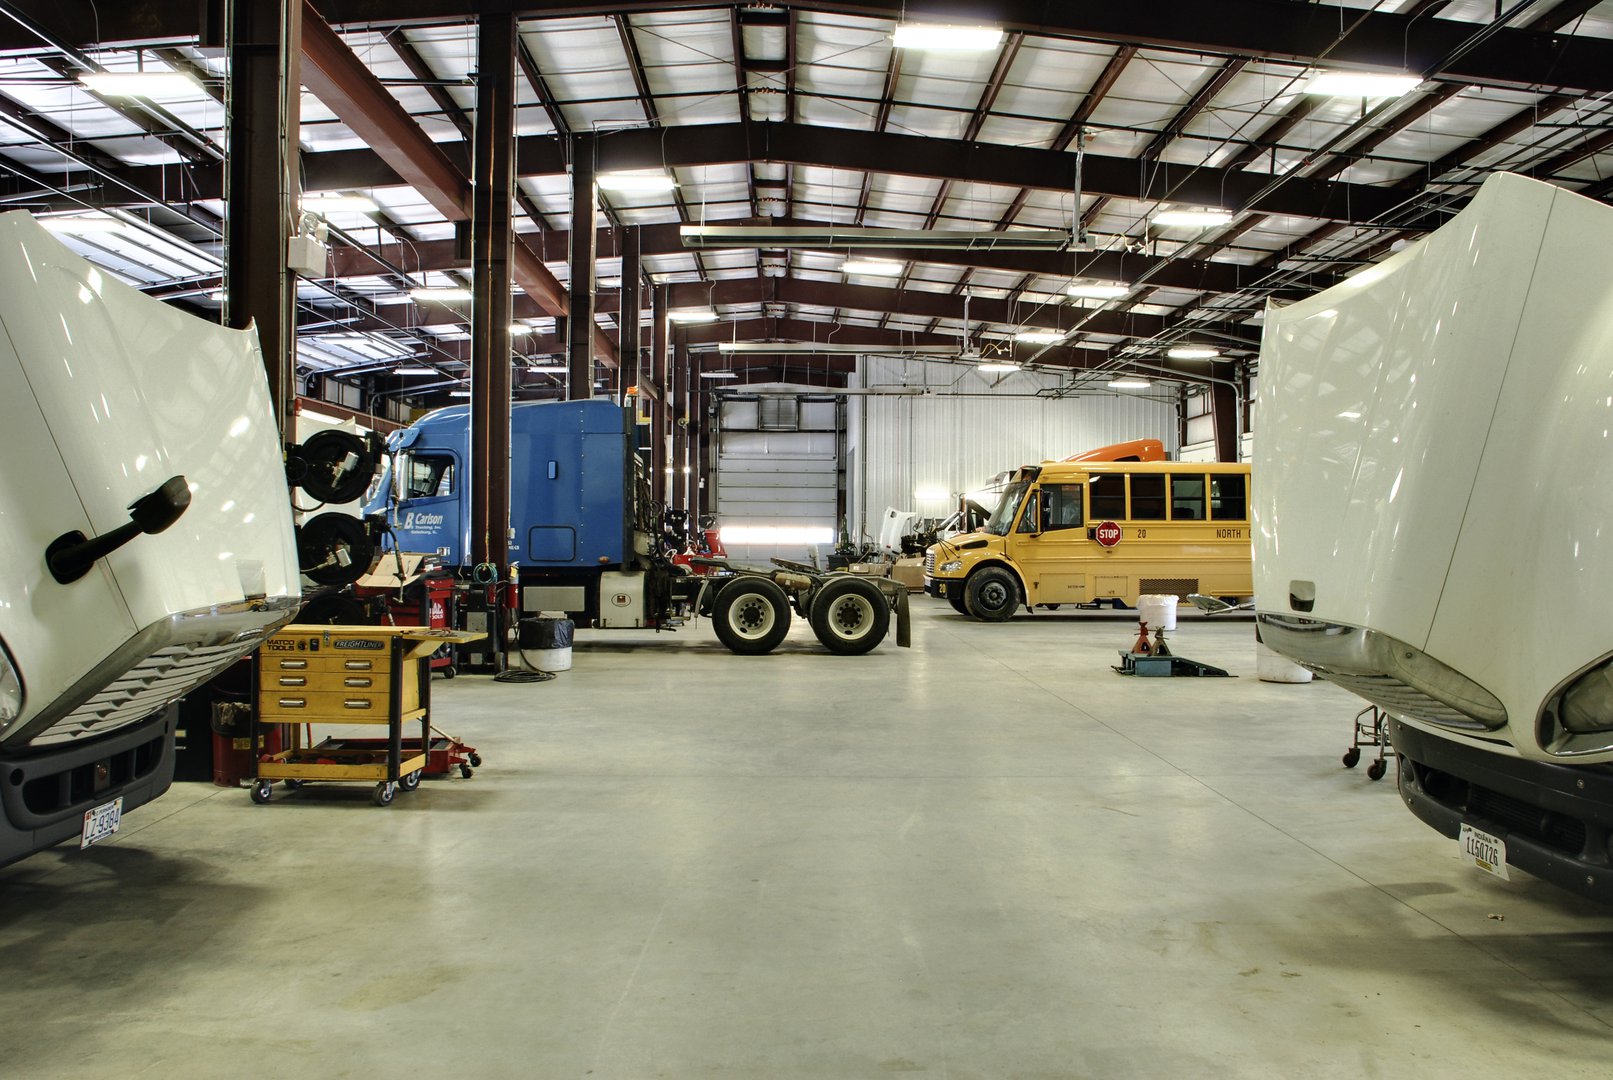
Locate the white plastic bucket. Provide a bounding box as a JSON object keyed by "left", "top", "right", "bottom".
{"left": 1256, "top": 640, "right": 1313, "bottom": 683}
{"left": 521, "top": 646, "right": 571, "bottom": 672}
{"left": 1136, "top": 594, "right": 1179, "bottom": 631}
{"left": 515, "top": 616, "right": 573, "bottom": 672}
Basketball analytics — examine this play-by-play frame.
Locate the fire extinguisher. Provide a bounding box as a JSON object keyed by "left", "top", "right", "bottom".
{"left": 505, "top": 563, "right": 520, "bottom": 611}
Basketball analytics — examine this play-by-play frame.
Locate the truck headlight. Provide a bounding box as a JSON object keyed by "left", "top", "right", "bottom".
{"left": 939, "top": 560, "right": 963, "bottom": 574}
{"left": 0, "top": 640, "right": 23, "bottom": 737}
{"left": 1557, "top": 658, "right": 1613, "bottom": 735}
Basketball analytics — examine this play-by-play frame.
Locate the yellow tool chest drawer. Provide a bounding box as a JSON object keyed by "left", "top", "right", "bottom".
{"left": 259, "top": 689, "right": 393, "bottom": 721}
{"left": 260, "top": 653, "right": 390, "bottom": 675}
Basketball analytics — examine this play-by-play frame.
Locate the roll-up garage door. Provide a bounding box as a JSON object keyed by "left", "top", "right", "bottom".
{"left": 715, "top": 429, "right": 838, "bottom": 563}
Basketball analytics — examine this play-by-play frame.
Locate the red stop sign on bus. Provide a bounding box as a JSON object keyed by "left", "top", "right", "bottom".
{"left": 1094, "top": 520, "right": 1123, "bottom": 548}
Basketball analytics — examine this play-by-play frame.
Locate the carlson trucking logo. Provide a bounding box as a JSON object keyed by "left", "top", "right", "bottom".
{"left": 402, "top": 511, "right": 446, "bottom": 530}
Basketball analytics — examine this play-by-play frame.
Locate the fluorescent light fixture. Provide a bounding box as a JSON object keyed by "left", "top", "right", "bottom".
{"left": 597, "top": 170, "right": 678, "bottom": 193}
{"left": 77, "top": 71, "right": 202, "bottom": 99}
{"left": 393, "top": 366, "right": 437, "bottom": 375}
{"left": 410, "top": 287, "right": 472, "bottom": 302}
{"left": 716, "top": 342, "right": 960, "bottom": 355}
{"left": 699, "top": 370, "right": 739, "bottom": 379}
{"left": 668, "top": 309, "right": 718, "bottom": 324}
{"left": 207, "top": 289, "right": 227, "bottom": 302}
{"left": 1014, "top": 331, "right": 1063, "bottom": 344}
{"left": 1108, "top": 377, "right": 1152, "bottom": 390}
{"left": 893, "top": 24, "right": 1004, "bottom": 51}
{"left": 1067, "top": 281, "right": 1129, "bottom": 299}
{"left": 1305, "top": 72, "right": 1421, "bottom": 99}
{"left": 1167, "top": 346, "right": 1220, "bottom": 360}
{"left": 680, "top": 224, "right": 1070, "bottom": 251}
{"left": 719, "top": 525, "right": 836, "bottom": 546}
{"left": 41, "top": 213, "right": 126, "bottom": 235}
{"left": 914, "top": 486, "right": 950, "bottom": 502}
{"left": 529, "top": 365, "right": 569, "bottom": 374}
{"left": 448, "top": 390, "right": 472, "bottom": 398}
{"left": 301, "top": 193, "right": 378, "bottom": 214}
{"left": 978, "top": 361, "right": 1020, "bottom": 373}
{"left": 509, "top": 323, "right": 533, "bottom": 335}
{"left": 841, "top": 258, "right": 903, "bottom": 276}
{"left": 1152, "top": 208, "right": 1233, "bottom": 228}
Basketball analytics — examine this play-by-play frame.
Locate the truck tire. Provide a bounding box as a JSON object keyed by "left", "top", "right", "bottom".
{"left": 965, "top": 566, "right": 1020, "bottom": 621}
{"left": 946, "top": 592, "right": 970, "bottom": 615}
{"left": 712, "top": 577, "right": 791, "bottom": 654}
{"left": 809, "top": 577, "right": 890, "bottom": 655}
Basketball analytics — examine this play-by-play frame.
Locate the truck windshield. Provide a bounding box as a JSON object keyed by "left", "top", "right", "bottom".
{"left": 984, "top": 482, "right": 1028, "bottom": 536}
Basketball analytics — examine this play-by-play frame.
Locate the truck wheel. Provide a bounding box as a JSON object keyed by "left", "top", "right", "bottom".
{"left": 946, "top": 592, "right": 970, "bottom": 615}
{"left": 809, "top": 577, "right": 890, "bottom": 655}
{"left": 965, "top": 567, "right": 1020, "bottom": 621}
{"left": 712, "top": 578, "right": 791, "bottom": 654}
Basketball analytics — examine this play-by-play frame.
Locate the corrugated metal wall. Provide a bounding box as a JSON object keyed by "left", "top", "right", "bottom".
{"left": 846, "top": 358, "right": 1178, "bottom": 540}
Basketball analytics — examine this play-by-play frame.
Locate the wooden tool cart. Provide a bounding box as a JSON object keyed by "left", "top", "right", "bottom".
{"left": 250, "top": 625, "right": 484, "bottom": 807}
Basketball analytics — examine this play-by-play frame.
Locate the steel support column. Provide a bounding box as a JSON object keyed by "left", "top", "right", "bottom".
{"left": 650, "top": 283, "right": 669, "bottom": 506}
{"left": 1211, "top": 365, "right": 1240, "bottom": 463}
{"left": 227, "top": 0, "right": 300, "bottom": 438}
{"left": 469, "top": 12, "right": 515, "bottom": 569}
{"left": 619, "top": 225, "right": 641, "bottom": 402}
{"left": 671, "top": 337, "right": 688, "bottom": 511}
{"left": 567, "top": 136, "right": 597, "bottom": 399}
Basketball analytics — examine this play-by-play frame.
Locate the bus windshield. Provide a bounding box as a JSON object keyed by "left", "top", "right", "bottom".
{"left": 985, "top": 482, "right": 1029, "bottom": 535}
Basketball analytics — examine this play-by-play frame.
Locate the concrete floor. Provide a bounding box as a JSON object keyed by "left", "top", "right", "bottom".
{"left": 2, "top": 600, "right": 1612, "bottom": 1079}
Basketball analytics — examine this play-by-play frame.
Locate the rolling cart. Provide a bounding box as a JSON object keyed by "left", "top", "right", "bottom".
{"left": 1343, "top": 704, "right": 1392, "bottom": 781}
{"left": 250, "top": 625, "right": 483, "bottom": 806}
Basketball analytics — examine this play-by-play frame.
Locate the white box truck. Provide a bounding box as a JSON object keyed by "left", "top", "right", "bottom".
{"left": 0, "top": 211, "right": 301, "bottom": 865}
{"left": 1255, "top": 172, "right": 1613, "bottom": 900}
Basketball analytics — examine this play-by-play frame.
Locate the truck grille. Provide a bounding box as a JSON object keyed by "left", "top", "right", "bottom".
{"left": 1310, "top": 670, "right": 1488, "bottom": 732}
{"left": 8, "top": 597, "right": 300, "bottom": 752}
{"left": 923, "top": 551, "right": 935, "bottom": 577}
{"left": 32, "top": 640, "right": 262, "bottom": 747}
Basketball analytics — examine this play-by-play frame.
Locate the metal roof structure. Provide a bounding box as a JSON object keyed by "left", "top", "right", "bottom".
{"left": 0, "top": 0, "right": 1610, "bottom": 400}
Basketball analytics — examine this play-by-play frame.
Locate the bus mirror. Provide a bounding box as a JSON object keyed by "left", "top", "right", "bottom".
{"left": 390, "top": 451, "right": 410, "bottom": 504}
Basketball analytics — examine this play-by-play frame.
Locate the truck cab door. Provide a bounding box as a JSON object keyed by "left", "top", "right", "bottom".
{"left": 389, "top": 451, "right": 463, "bottom": 561}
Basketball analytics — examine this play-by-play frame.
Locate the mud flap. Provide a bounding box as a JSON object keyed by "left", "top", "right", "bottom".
{"left": 895, "top": 585, "right": 911, "bottom": 648}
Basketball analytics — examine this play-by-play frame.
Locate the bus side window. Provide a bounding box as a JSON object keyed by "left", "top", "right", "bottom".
{"left": 1129, "top": 474, "right": 1167, "bottom": 519}
{"left": 1170, "top": 474, "right": 1206, "bottom": 520}
{"left": 1089, "top": 474, "right": 1125, "bottom": 519}
{"left": 1041, "top": 484, "right": 1084, "bottom": 530}
{"left": 1210, "top": 474, "right": 1247, "bottom": 520}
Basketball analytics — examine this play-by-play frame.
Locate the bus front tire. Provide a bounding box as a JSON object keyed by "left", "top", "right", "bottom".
{"left": 946, "top": 592, "right": 970, "bottom": 616}
{"left": 965, "top": 568, "right": 1020, "bottom": 622}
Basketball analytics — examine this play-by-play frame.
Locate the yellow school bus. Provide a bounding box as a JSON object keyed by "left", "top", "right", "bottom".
{"left": 924, "top": 460, "right": 1253, "bottom": 620}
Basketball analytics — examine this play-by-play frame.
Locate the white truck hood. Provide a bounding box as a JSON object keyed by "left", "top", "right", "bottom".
{"left": 0, "top": 211, "right": 300, "bottom": 748}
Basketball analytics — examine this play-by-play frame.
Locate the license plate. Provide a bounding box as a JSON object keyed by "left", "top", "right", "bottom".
{"left": 80, "top": 797, "right": 123, "bottom": 850}
{"left": 1459, "top": 823, "right": 1509, "bottom": 881}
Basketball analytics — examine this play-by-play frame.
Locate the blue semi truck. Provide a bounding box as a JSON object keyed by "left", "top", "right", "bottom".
{"left": 364, "top": 399, "right": 909, "bottom": 656}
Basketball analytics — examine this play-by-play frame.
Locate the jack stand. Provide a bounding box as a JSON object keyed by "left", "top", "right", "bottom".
{"left": 1131, "top": 620, "right": 1153, "bottom": 655}
{"left": 1151, "top": 625, "right": 1171, "bottom": 657}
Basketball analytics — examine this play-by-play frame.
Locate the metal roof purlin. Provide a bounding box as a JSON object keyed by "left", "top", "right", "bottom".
{"left": 297, "top": 3, "right": 616, "bottom": 364}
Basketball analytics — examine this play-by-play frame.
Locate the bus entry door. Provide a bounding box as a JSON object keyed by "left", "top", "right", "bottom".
{"left": 1026, "top": 483, "right": 1091, "bottom": 603}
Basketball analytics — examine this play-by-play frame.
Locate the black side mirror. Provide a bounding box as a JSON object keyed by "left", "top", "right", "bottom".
{"left": 47, "top": 475, "right": 191, "bottom": 584}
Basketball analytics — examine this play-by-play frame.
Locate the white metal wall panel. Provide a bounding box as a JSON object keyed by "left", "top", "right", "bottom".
{"left": 846, "top": 358, "right": 1178, "bottom": 540}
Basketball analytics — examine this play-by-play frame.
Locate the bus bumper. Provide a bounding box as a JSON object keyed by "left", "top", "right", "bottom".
{"left": 926, "top": 578, "right": 959, "bottom": 600}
